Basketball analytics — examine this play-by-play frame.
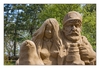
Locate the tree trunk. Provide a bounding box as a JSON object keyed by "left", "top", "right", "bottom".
{"left": 13, "top": 28, "right": 17, "bottom": 56}
{"left": 14, "top": 40, "right": 16, "bottom": 56}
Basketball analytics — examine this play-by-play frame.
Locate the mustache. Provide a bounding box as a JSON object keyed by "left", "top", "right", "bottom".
{"left": 66, "top": 31, "right": 79, "bottom": 36}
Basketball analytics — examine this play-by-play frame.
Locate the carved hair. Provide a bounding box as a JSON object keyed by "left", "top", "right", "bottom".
{"left": 32, "top": 18, "right": 63, "bottom": 56}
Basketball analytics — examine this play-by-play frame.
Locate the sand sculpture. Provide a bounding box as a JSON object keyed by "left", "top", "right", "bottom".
{"left": 16, "top": 11, "right": 96, "bottom": 65}
{"left": 61, "top": 11, "right": 96, "bottom": 65}
{"left": 18, "top": 40, "right": 44, "bottom": 65}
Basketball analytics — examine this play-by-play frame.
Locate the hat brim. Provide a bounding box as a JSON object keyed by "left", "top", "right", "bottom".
{"left": 64, "top": 18, "right": 82, "bottom": 25}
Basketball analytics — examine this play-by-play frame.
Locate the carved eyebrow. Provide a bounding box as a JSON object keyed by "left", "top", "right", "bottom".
{"left": 68, "top": 19, "right": 81, "bottom": 23}
{"left": 69, "top": 20, "right": 75, "bottom": 23}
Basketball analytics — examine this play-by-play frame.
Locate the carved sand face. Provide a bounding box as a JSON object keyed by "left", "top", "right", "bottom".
{"left": 63, "top": 20, "right": 81, "bottom": 42}
{"left": 44, "top": 23, "right": 53, "bottom": 39}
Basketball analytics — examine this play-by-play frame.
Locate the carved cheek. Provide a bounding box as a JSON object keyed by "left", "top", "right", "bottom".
{"left": 65, "top": 26, "right": 71, "bottom": 32}
{"left": 77, "top": 28, "right": 81, "bottom": 33}
{"left": 44, "top": 30, "right": 52, "bottom": 38}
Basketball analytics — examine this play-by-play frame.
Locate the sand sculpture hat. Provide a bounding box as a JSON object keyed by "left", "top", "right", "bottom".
{"left": 63, "top": 11, "right": 82, "bottom": 25}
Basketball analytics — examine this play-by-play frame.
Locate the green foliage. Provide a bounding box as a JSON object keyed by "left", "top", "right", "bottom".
{"left": 38, "top": 4, "right": 81, "bottom": 28}
{"left": 4, "top": 54, "right": 15, "bottom": 65}
{"left": 4, "top": 4, "right": 45, "bottom": 57}
{"left": 81, "top": 4, "right": 96, "bottom": 51}
{"left": 4, "top": 60, "right": 15, "bottom": 65}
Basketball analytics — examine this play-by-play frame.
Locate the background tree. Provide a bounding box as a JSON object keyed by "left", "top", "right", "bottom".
{"left": 38, "top": 4, "right": 81, "bottom": 28}
{"left": 4, "top": 4, "right": 45, "bottom": 63}
{"left": 81, "top": 4, "right": 96, "bottom": 51}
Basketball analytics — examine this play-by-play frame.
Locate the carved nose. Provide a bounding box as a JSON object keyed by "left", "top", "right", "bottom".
{"left": 48, "top": 30, "right": 51, "bottom": 34}
{"left": 72, "top": 25, "right": 76, "bottom": 31}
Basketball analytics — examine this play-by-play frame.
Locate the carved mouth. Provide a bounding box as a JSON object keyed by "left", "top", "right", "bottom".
{"left": 69, "top": 33, "right": 79, "bottom": 36}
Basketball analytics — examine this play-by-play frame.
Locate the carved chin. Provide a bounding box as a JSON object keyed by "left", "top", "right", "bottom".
{"left": 66, "top": 36, "right": 80, "bottom": 42}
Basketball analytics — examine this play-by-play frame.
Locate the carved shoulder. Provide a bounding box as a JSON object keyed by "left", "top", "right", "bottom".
{"left": 81, "top": 36, "right": 92, "bottom": 48}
